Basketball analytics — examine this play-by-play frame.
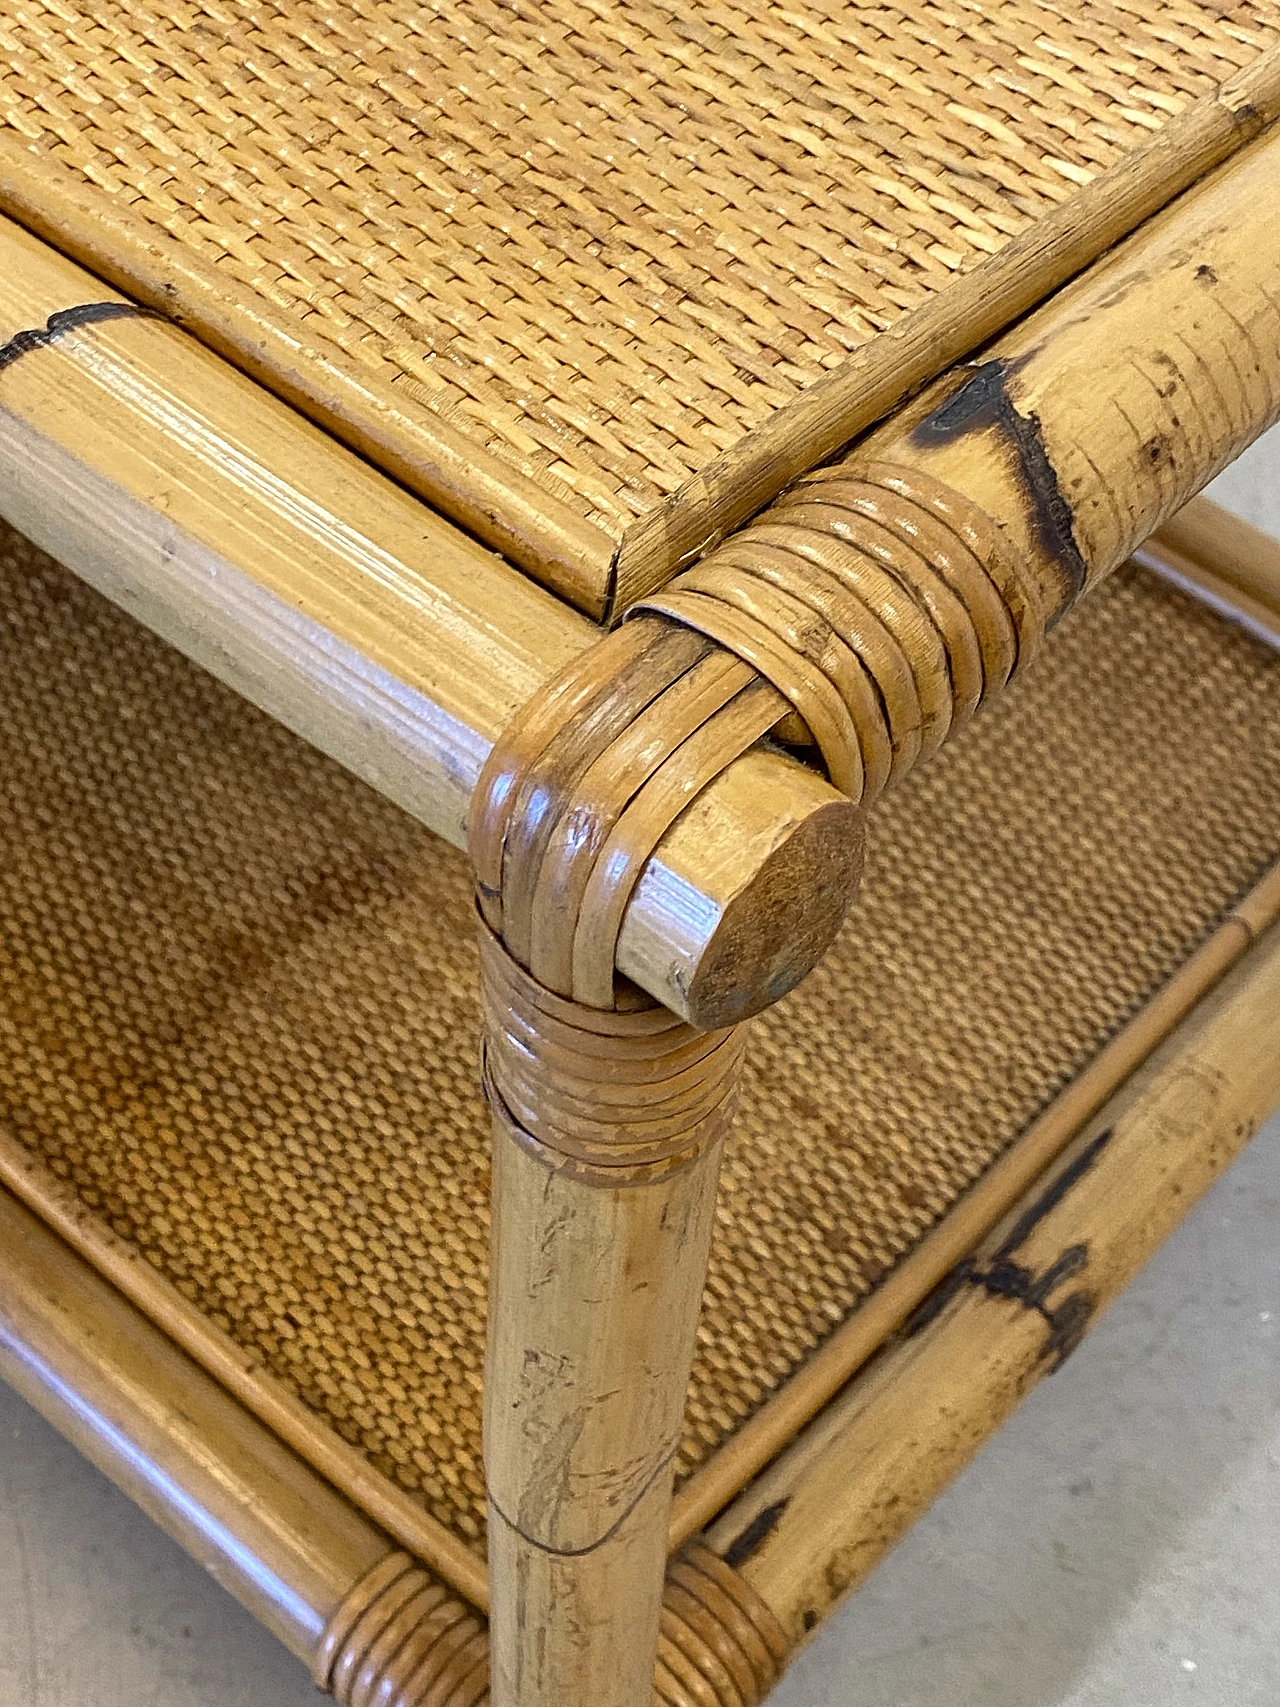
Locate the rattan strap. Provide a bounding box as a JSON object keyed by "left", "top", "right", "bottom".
{"left": 640, "top": 458, "right": 1048, "bottom": 805}
{"left": 316, "top": 1544, "right": 789, "bottom": 1707}
{"left": 314, "top": 1552, "right": 490, "bottom": 1707}
{"left": 478, "top": 916, "right": 744, "bottom": 1182}
{"left": 469, "top": 613, "right": 788, "bottom": 1008}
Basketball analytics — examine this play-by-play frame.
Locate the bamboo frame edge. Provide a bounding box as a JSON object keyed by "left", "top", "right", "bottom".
{"left": 705, "top": 914, "right": 1280, "bottom": 1645}
{"left": 0, "top": 1138, "right": 491, "bottom": 1611}
{"left": 669, "top": 850, "right": 1280, "bottom": 1542}
{"left": 613, "top": 50, "right": 1280, "bottom": 607}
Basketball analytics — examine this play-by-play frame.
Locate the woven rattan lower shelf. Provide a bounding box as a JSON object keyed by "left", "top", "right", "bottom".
{"left": 2, "top": 507, "right": 1280, "bottom": 1702}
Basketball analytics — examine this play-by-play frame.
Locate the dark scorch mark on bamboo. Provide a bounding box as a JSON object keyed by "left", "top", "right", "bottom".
{"left": 911, "top": 356, "right": 1089, "bottom": 603}
{"left": 0, "top": 302, "right": 165, "bottom": 375}
{"left": 904, "top": 1127, "right": 1113, "bottom": 1367}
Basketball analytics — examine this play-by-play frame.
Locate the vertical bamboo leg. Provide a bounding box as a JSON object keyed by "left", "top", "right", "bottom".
{"left": 478, "top": 923, "right": 743, "bottom": 1707}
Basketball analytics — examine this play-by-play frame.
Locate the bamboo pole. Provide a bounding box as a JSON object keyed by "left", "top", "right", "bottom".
{"left": 476, "top": 922, "right": 746, "bottom": 1707}
{"left": 0, "top": 1184, "right": 390, "bottom": 1661}
{"left": 0, "top": 1177, "right": 791, "bottom": 1707}
{"left": 1138, "top": 495, "right": 1280, "bottom": 646}
{"left": 0, "top": 212, "right": 857, "bottom": 1030}
{"left": 705, "top": 918, "right": 1280, "bottom": 1649}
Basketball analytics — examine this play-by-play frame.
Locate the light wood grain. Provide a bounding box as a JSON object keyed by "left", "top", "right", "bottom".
{"left": 707, "top": 917, "right": 1280, "bottom": 1647}
{"left": 0, "top": 212, "right": 856, "bottom": 1028}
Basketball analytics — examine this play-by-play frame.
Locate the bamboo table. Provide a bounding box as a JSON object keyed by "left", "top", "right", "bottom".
{"left": 1, "top": 7, "right": 1279, "bottom": 1705}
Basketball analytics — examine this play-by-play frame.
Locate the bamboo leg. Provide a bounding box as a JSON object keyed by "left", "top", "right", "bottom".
{"left": 478, "top": 922, "right": 743, "bottom": 1707}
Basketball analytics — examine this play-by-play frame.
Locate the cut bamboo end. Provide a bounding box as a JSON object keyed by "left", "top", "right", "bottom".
{"left": 0, "top": 210, "right": 859, "bottom": 1028}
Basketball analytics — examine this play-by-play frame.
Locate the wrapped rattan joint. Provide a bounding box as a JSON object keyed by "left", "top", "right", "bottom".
{"left": 637, "top": 128, "right": 1280, "bottom": 810}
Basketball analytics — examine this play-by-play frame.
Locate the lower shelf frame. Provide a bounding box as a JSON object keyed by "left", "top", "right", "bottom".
{"left": 5, "top": 900, "right": 1280, "bottom": 1706}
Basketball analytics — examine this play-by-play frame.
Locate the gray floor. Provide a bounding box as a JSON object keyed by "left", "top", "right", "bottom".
{"left": 1, "top": 432, "right": 1277, "bottom": 1707}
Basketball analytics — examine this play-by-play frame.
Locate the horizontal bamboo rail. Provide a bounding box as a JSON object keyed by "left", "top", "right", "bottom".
{"left": 705, "top": 915, "right": 1280, "bottom": 1648}
{"left": 0, "top": 213, "right": 857, "bottom": 1030}
{"left": 0, "top": 1183, "right": 393, "bottom": 1660}
{"left": 1, "top": 42, "right": 1273, "bottom": 614}
{"left": 670, "top": 850, "right": 1280, "bottom": 1542}
{"left": 0, "top": 1182, "right": 787, "bottom": 1707}
{"left": 7, "top": 893, "right": 1280, "bottom": 1705}
{"left": 1137, "top": 495, "right": 1280, "bottom": 647}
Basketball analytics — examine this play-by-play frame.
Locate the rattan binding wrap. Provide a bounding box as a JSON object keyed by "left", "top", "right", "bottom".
{"left": 313, "top": 1541, "right": 787, "bottom": 1707}
{"left": 656, "top": 1545, "right": 790, "bottom": 1707}
{"left": 0, "top": 2, "right": 1274, "bottom": 603}
{"left": 315, "top": 1552, "right": 490, "bottom": 1707}
{"left": 635, "top": 128, "right": 1280, "bottom": 810}
{"left": 479, "top": 919, "right": 744, "bottom": 1182}
{"left": 3, "top": 520, "right": 1280, "bottom": 1562}
{"left": 642, "top": 458, "right": 1050, "bottom": 802}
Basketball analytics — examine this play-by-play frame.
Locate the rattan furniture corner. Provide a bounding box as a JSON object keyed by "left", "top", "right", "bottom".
{"left": 1, "top": 6, "right": 1280, "bottom": 1704}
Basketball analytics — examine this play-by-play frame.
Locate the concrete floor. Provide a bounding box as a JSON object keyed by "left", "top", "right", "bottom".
{"left": 1, "top": 433, "right": 1277, "bottom": 1706}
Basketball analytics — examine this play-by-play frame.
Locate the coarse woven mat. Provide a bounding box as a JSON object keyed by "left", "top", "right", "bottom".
{"left": 0, "top": 0, "right": 1275, "bottom": 596}
{"left": 3, "top": 517, "right": 1280, "bottom": 1560}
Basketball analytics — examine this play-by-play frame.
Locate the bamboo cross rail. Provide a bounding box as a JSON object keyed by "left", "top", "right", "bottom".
{"left": 0, "top": 213, "right": 860, "bottom": 1032}
{"left": 705, "top": 921, "right": 1280, "bottom": 1650}
{"left": 8, "top": 900, "right": 1280, "bottom": 1707}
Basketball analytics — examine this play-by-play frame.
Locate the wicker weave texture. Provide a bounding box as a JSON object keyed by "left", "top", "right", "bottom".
{"left": 3, "top": 522, "right": 1280, "bottom": 1556}
{"left": 0, "top": 0, "right": 1273, "bottom": 547}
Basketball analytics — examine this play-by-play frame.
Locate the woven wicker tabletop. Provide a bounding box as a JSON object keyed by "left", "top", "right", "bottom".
{"left": 0, "top": 1, "right": 1274, "bottom": 611}
{"left": 3, "top": 516, "right": 1280, "bottom": 1565}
